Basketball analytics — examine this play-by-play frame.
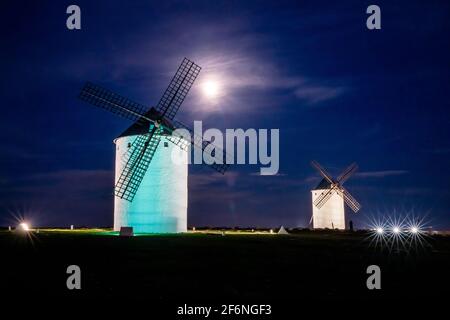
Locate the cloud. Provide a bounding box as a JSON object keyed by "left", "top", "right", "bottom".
{"left": 294, "top": 85, "right": 345, "bottom": 104}
{"left": 1, "top": 170, "right": 114, "bottom": 226}
{"left": 187, "top": 169, "right": 308, "bottom": 227}
{"left": 355, "top": 170, "right": 408, "bottom": 178}
{"left": 68, "top": 16, "right": 347, "bottom": 116}
{"left": 386, "top": 187, "right": 431, "bottom": 196}
{"left": 249, "top": 172, "right": 287, "bottom": 177}
{"left": 189, "top": 171, "right": 240, "bottom": 189}
{"left": 185, "top": 49, "right": 345, "bottom": 112}
{"left": 188, "top": 171, "right": 254, "bottom": 216}
{"left": 11, "top": 170, "right": 113, "bottom": 193}
{"left": 190, "top": 170, "right": 304, "bottom": 197}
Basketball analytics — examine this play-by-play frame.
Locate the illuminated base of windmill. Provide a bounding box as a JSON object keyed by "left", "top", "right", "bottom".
{"left": 311, "top": 189, "right": 345, "bottom": 230}
{"left": 113, "top": 134, "right": 188, "bottom": 233}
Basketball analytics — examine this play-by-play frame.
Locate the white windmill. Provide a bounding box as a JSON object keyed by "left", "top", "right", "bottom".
{"left": 310, "top": 161, "right": 361, "bottom": 230}
{"left": 79, "top": 58, "right": 229, "bottom": 233}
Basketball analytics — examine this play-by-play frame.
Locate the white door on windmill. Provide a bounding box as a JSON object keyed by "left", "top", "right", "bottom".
{"left": 310, "top": 161, "right": 361, "bottom": 230}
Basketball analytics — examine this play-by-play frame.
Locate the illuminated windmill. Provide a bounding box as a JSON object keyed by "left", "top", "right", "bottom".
{"left": 79, "top": 58, "right": 229, "bottom": 233}
{"left": 310, "top": 161, "right": 361, "bottom": 230}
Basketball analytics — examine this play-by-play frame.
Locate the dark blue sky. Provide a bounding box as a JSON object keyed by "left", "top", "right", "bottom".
{"left": 1, "top": 1, "right": 449, "bottom": 229}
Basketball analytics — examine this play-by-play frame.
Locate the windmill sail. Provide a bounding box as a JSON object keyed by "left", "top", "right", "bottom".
{"left": 79, "top": 82, "right": 150, "bottom": 124}
{"left": 113, "top": 59, "right": 202, "bottom": 201}
{"left": 311, "top": 161, "right": 361, "bottom": 212}
{"left": 115, "top": 126, "right": 161, "bottom": 201}
{"left": 79, "top": 58, "right": 231, "bottom": 203}
{"left": 172, "top": 120, "right": 231, "bottom": 174}
{"left": 311, "top": 160, "right": 334, "bottom": 184}
{"left": 156, "top": 58, "right": 201, "bottom": 120}
{"left": 341, "top": 187, "right": 361, "bottom": 213}
{"left": 337, "top": 163, "right": 358, "bottom": 185}
{"left": 314, "top": 187, "right": 335, "bottom": 209}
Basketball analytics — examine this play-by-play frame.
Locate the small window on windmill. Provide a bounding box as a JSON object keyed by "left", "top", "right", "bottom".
{"left": 127, "top": 142, "right": 131, "bottom": 149}
{"left": 164, "top": 142, "right": 169, "bottom": 148}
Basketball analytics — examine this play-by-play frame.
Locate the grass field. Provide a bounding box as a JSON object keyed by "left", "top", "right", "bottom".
{"left": 1, "top": 229, "right": 449, "bottom": 305}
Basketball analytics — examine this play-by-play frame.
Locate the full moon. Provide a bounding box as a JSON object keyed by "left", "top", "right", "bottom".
{"left": 202, "top": 80, "right": 219, "bottom": 98}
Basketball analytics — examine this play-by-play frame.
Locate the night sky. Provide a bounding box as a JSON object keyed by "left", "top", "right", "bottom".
{"left": 1, "top": 1, "right": 449, "bottom": 229}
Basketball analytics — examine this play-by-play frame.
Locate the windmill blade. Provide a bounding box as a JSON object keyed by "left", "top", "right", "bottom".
{"left": 119, "top": 129, "right": 161, "bottom": 164}
{"left": 157, "top": 58, "right": 201, "bottom": 120}
{"left": 115, "top": 129, "right": 161, "bottom": 201}
{"left": 337, "top": 162, "right": 358, "bottom": 185}
{"left": 79, "top": 82, "right": 152, "bottom": 125}
{"left": 165, "top": 130, "right": 191, "bottom": 151}
{"left": 171, "top": 120, "right": 231, "bottom": 174}
{"left": 340, "top": 187, "right": 361, "bottom": 213}
{"left": 115, "top": 126, "right": 161, "bottom": 202}
{"left": 313, "top": 187, "right": 335, "bottom": 209}
{"left": 311, "top": 161, "right": 334, "bottom": 184}
{"left": 201, "top": 140, "right": 230, "bottom": 174}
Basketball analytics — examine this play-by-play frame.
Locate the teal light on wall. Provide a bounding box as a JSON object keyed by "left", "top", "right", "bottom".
{"left": 113, "top": 135, "right": 188, "bottom": 233}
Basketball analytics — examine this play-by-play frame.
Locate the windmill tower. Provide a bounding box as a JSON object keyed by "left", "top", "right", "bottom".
{"left": 310, "top": 161, "right": 361, "bottom": 230}
{"left": 79, "top": 58, "right": 229, "bottom": 233}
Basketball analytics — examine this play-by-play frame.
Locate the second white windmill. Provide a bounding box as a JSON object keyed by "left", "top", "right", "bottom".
{"left": 310, "top": 161, "right": 361, "bottom": 230}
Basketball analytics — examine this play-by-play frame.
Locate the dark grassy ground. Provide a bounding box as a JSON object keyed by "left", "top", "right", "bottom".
{"left": 1, "top": 229, "right": 449, "bottom": 309}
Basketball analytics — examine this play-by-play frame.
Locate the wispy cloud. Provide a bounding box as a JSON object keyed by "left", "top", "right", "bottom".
{"left": 294, "top": 85, "right": 345, "bottom": 104}
{"left": 68, "top": 16, "right": 347, "bottom": 116}
{"left": 249, "top": 172, "right": 287, "bottom": 177}
{"left": 386, "top": 187, "right": 450, "bottom": 197}
{"left": 355, "top": 170, "right": 408, "bottom": 178}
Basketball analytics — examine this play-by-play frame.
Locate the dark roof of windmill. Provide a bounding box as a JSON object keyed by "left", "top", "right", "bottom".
{"left": 313, "top": 178, "right": 332, "bottom": 190}
{"left": 117, "top": 119, "right": 151, "bottom": 138}
{"left": 115, "top": 107, "right": 175, "bottom": 139}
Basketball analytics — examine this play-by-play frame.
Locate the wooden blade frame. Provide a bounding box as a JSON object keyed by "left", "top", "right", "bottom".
{"left": 337, "top": 162, "right": 358, "bottom": 185}
{"left": 311, "top": 160, "right": 334, "bottom": 184}
{"left": 114, "top": 125, "right": 161, "bottom": 202}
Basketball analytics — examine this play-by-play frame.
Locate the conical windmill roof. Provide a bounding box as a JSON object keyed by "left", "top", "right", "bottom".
{"left": 115, "top": 107, "right": 175, "bottom": 139}
{"left": 313, "top": 178, "right": 332, "bottom": 190}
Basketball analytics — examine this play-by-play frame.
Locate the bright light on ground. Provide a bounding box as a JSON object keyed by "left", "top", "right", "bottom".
{"left": 19, "top": 222, "right": 30, "bottom": 231}
{"left": 202, "top": 80, "right": 219, "bottom": 98}
{"left": 366, "top": 215, "right": 430, "bottom": 250}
